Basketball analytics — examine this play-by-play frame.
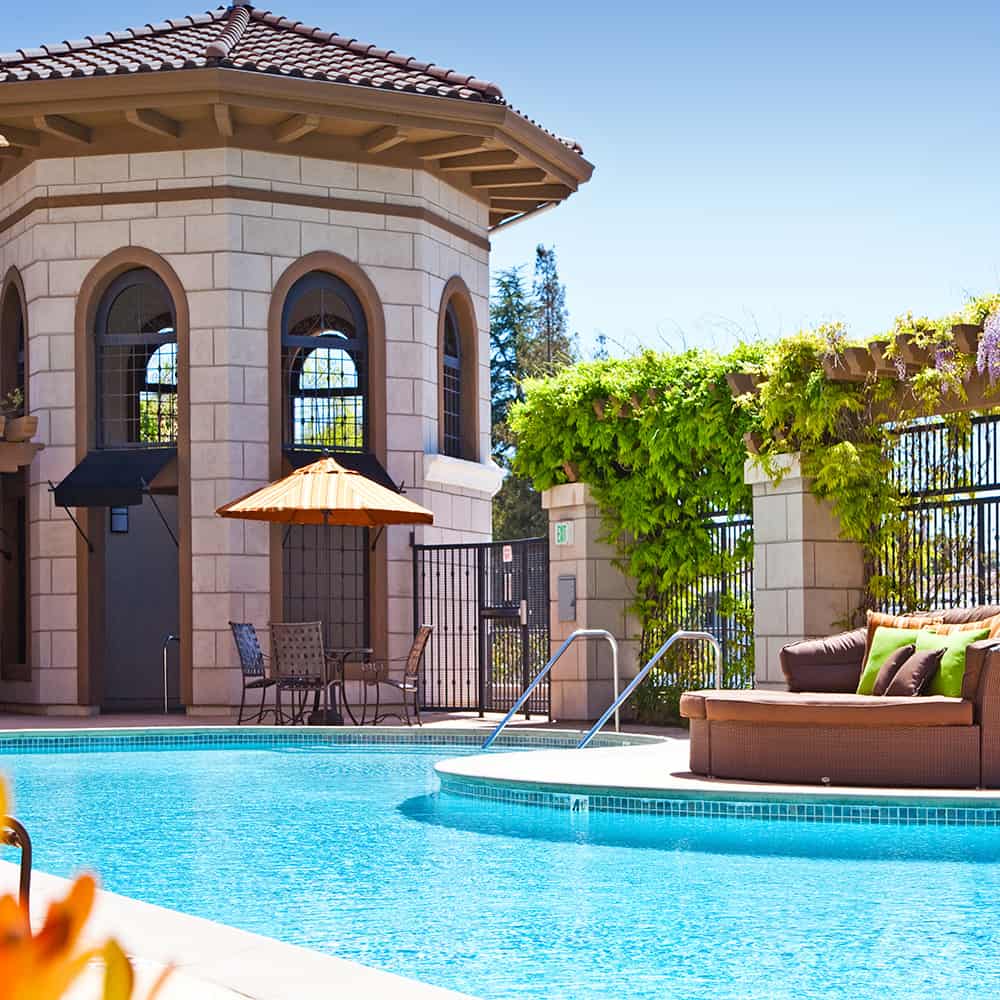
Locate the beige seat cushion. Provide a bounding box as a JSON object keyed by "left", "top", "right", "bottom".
{"left": 681, "top": 689, "right": 972, "bottom": 727}
{"left": 679, "top": 691, "right": 707, "bottom": 719}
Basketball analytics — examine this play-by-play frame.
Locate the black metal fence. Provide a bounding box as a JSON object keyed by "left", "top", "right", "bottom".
{"left": 880, "top": 415, "right": 1000, "bottom": 612}
{"left": 635, "top": 514, "right": 754, "bottom": 719}
{"left": 412, "top": 537, "right": 550, "bottom": 715}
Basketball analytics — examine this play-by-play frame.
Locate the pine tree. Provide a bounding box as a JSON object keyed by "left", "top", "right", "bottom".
{"left": 524, "top": 245, "right": 575, "bottom": 375}
{"left": 490, "top": 248, "right": 576, "bottom": 540}
{"left": 489, "top": 266, "right": 535, "bottom": 465}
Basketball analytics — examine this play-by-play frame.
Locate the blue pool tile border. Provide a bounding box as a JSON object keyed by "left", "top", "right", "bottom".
{"left": 436, "top": 772, "right": 1000, "bottom": 827}
{"left": 0, "top": 726, "right": 653, "bottom": 756}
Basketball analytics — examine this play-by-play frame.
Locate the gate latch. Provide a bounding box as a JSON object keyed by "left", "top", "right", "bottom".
{"left": 519, "top": 599, "right": 528, "bottom": 627}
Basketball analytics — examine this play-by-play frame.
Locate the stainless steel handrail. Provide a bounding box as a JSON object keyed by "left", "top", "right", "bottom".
{"left": 576, "top": 630, "right": 722, "bottom": 749}
{"left": 482, "top": 629, "right": 619, "bottom": 749}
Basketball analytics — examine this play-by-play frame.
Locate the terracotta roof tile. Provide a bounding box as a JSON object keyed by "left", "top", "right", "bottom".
{"left": 0, "top": 4, "right": 583, "bottom": 152}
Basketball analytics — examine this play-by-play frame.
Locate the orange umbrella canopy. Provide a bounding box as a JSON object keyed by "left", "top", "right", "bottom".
{"left": 216, "top": 457, "right": 434, "bottom": 527}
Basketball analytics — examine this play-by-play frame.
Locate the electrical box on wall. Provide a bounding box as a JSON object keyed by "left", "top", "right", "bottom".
{"left": 557, "top": 574, "right": 576, "bottom": 622}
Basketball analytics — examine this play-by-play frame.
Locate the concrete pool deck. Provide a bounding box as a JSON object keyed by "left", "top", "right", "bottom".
{"left": 0, "top": 862, "right": 475, "bottom": 1000}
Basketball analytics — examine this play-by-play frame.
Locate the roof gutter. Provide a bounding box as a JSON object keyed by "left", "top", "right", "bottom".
{"left": 489, "top": 201, "right": 558, "bottom": 235}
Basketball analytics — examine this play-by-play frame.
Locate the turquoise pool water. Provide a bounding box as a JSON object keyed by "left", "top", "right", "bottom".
{"left": 3, "top": 738, "right": 1000, "bottom": 999}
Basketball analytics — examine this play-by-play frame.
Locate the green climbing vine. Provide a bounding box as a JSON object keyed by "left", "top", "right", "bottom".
{"left": 509, "top": 293, "right": 1000, "bottom": 716}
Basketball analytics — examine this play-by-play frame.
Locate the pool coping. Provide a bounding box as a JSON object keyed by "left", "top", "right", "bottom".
{"left": 0, "top": 861, "right": 477, "bottom": 1000}
{"left": 433, "top": 740, "right": 1000, "bottom": 825}
{"left": 0, "top": 723, "right": 661, "bottom": 753}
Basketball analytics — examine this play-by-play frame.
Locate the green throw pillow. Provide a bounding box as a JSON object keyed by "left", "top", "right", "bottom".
{"left": 857, "top": 626, "right": 930, "bottom": 695}
{"left": 914, "top": 627, "right": 990, "bottom": 698}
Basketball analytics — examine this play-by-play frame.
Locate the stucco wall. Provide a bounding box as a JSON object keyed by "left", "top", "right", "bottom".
{"left": 0, "top": 147, "right": 496, "bottom": 712}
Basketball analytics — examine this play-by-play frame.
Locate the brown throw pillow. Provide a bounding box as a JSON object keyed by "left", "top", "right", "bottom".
{"left": 883, "top": 648, "right": 945, "bottom": 697}
{"left": 871, "top": 644, "right": 915, "bottom": 696}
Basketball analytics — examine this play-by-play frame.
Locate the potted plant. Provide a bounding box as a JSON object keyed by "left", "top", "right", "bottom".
{"left": 0, "top": 388, "right": 36, "bottom": 442}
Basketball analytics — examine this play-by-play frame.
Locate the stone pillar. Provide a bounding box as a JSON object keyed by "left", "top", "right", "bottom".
{"left": 541, "top": 483, "right": 640, "bottom": 721}
{"left": 747, "top": 453, "right": 865, "bottom": 689}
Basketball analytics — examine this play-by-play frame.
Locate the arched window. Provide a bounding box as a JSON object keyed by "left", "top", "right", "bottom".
{"left": 0, "top": 276, "right": 28, "bottom": 680}
{"left": 442, "top": 303, "right": 462, "bottom": 458}
{"left": 95, "top": 268, "right": 177, "bottom": 448}
{"left": 282, "top": 272, "right": 367, "bottom": 451}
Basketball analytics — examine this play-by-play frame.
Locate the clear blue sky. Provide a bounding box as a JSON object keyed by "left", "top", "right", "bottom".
{"left": 4, "top": 2, "right": 999, "bottom": 357}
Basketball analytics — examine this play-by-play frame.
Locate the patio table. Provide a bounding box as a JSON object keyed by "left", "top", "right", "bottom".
{"left": 321, "top": 646, "right": 373, "bottom": 725}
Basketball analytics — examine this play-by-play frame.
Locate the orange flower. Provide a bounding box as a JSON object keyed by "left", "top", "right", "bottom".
{"left": 0, "top": 776, "right": 169, "bottom": 999}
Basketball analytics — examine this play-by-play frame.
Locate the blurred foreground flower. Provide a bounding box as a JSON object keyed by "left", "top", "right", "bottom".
{"left": 0, "top": 777, "right": 169, "bottom": 1000}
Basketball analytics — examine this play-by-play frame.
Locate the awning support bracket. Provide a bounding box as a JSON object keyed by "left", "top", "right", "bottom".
{"left": 142, "top": 479, "right": 179, "bottom": 549}
{"left": 370, "top": 526, "right": 384, "bottom": 551}
{"left": 47, "top": 481, "right": 94, "bottom": 554}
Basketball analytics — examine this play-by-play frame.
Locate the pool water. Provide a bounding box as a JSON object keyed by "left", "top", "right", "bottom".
{"left": 3, "top": 741, "right": 1000, "bottom": 999}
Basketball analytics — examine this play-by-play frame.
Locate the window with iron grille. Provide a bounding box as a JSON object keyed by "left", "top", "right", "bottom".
{"left": 95, "top": 268, "right": 177, "bottom": 449}
{"left": 281, "top": 272, "right": 367, "bottom": 452}
{"left": 442, "top": 303, "right": 462, "bottom": 458}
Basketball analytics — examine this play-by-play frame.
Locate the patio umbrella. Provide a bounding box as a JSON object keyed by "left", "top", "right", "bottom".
{"left": 215, "top": 456, "right": 433, "bottom": 527}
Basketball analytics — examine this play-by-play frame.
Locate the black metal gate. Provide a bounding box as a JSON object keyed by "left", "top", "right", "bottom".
{"left": 639, "top": 513, "right": 755, "bottom": 698}
{"left": 881, "top": 414, "right": 1000, "bottom": 611}
{"left": 412, "top": 537, "right": 550, "bottom": 715}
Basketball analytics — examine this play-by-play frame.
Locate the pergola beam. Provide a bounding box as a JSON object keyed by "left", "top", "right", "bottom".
{"left": 0, "top": 146, "right": 22, "bottom": 159}
{"left": 125, "top": 107, "right": 181, "bottom": 140}
{"left": 360, "top": 125, "right": 408, "bottom": 153}
{"left": 273, "top": 113, "right": 320, "bottom": 144}
{"left": 33, "top": 114, "right": 92, "bottom": 144}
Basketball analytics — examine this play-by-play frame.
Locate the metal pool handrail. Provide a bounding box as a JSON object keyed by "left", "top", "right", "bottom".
{"left": 576, "top": 630, "right": 722, "bottom": 750}
{"left": 482, "top": 629, "right": 619, "bottom": 750}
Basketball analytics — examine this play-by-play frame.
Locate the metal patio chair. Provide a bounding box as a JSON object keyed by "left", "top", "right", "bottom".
{"left": 361, "top": 625, "right": 433, "bottom": 726}
{"left": 230, "top": 622, "right": 277, "bottom": 724}
{"left": 2, "top": 815, "right": 31, "bottom": 911}
{"left": 270, "top": 621, "right": 343, "bottom": 725}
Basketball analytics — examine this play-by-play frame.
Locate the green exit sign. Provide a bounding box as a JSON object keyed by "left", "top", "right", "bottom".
{"left": 554, "top": 521, "right": 574, "bottom": 546}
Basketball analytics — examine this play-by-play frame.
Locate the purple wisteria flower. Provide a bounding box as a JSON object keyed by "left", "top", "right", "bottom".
{"left": 934, "top": 345, "right": 961, "bottom": 394}
{"left": 978, "top": 311, "right": 1000, "bottom": 385}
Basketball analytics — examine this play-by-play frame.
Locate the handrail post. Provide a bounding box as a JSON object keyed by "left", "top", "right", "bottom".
{"left": 162, "top": 634, "right": 179, "bottom": 714}
{"left": 482, "top": 629, "right": 618, "bottom": 749}
{"left": 576, "top": 630, "right": 722, "bottom": 749}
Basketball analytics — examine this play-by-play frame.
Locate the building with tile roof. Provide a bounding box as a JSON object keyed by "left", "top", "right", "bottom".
{"left": 0, "top": 5, "right": 592, "bottom": 716}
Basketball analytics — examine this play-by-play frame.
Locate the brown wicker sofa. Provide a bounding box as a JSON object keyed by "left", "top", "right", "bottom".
{"left": 680, "top": 605, "right": 1000, "bottom": 788}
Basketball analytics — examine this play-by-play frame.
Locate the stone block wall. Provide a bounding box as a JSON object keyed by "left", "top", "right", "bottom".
{"left": 0, "top": 147, "right": 498, "bottom": 713}
{"left": 541, "top": 484, "right": 641, "bottom": 721}
{"left": 746, "top": 455, "right": 865, "bottom": 688}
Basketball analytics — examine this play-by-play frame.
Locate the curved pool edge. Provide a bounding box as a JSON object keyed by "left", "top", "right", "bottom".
{"left": 433, "top": 741, "right": 1000, "bottom": 826}
{"left": 0, "top": 723, "right": 662, "bottom": 754}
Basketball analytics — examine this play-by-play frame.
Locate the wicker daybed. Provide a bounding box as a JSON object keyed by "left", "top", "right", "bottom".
{"left": 680, "top": 605, "right": 1000, "bottom": 789}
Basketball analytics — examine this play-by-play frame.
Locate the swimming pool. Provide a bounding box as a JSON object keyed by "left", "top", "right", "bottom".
{"left": 3, "top": 730, "right": 1000, "bottom": 999}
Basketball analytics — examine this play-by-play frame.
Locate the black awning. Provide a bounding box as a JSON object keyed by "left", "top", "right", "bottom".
{"left": 283, "top": 449, "right": 400, "bottom": 492}
{"left": 53, "top": 448, "right": 177, "bottom": 508}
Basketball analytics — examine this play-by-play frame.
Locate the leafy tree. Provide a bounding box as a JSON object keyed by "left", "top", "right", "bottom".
{"left": 490, "top": 247, "right": 577, "bottom": 539}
